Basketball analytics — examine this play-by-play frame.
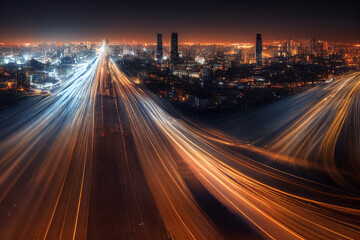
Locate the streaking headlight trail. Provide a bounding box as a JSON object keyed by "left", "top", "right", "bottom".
{"left": 0, "top": 46, "right": 359, "bottom": 240}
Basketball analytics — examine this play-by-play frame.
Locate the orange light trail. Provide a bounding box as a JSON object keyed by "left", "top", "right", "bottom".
{"left": 0, "top": 45, "right": 359, "bottom": 240}
{"left": 109, "top": 59, "right": 360, "bottom": 239}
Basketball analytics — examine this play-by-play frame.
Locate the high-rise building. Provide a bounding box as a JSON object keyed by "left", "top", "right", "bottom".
{"left": 310, "top": 38, "right": 318, "bottom": 55}
{"left": 256, "top": 33, "right": 262, "bottom": 66}
{"left": 171, "top": 32, "right": 179, "bottom": 64}
{"left": 16, "top": 68, "right": 29, "bottom": 89}
{"left": 323, "top": 41, "right": 328, "bottom": 51}
{"left": 237, "top": 49, "right": 242, "bottom": 59}
{"left": 156, "top": 33, "right": 163, "bottom": 61}
{"left": 287, "top": 38, "right": 293, "bottom": 56}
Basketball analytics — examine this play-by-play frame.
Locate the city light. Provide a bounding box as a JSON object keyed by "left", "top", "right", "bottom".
{"left": 0, "top": 0, "right": 359, "bottom": 239}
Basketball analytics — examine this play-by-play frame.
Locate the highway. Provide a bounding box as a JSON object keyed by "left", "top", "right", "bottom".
{"left": 0, "top": 49, "right": 101, "bottom": 239}
{"left": 0, "top": 45, "right": 359, "bottom": 239}
{"left": 217, "top": 72, "right": 360, "bottom": 188}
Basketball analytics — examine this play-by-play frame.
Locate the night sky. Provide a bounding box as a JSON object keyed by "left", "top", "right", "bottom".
{"left": 1, "top": 0, "right": 359, "bottom": 42}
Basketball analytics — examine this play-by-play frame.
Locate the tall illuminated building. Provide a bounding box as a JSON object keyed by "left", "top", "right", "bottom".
{"left": 156, "top": 33, "right": 163, "bottom": 61}
{"left": 310, "top": 38, "right": 318, "bottom": 55}
{"left": 256, "top": 33, "right": 262, "bottom": 66}
{"left": 287, "top": 38, "right": 293, "bottom": 56}
{"left": 171, "top": 32, "right": 179, "bottom": 64}
{"left": 323, "top": 41, "right": 328, "bottom": 51}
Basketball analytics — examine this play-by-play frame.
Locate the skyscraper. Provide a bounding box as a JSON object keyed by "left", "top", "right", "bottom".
{"left": 256, "top": 33, "right": 262, "bottom": 66}
{"left": 156, "top": 33, "right": 163, "bottom": 61}
{"left": 171, "top": 32, "right": 179, "bottom": 64}
{"left": 287, "top": 38, "right": 292, "bottom": 56}
{"left": 310, "top": 38, "right": 318, "bottom": 55}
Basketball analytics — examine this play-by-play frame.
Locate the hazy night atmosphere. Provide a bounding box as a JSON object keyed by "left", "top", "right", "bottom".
{"left": 1, "top": 0, "right": 360, "bottom": 42}
{"left": 0, "top": 0, "right": 360, "bottom": 239}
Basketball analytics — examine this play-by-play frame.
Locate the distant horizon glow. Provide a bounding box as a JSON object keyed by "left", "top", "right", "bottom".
{"left": 1, "top": 39, "right": 360, "bottom": 46}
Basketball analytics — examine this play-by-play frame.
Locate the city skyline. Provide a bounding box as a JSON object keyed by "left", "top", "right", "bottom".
{"left": 1, "top": 1, "right": 360, "bottom": 239}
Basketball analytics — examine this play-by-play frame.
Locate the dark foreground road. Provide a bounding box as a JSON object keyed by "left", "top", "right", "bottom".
{"left": 86, "top": 61, "right": 170, "bottom": 239}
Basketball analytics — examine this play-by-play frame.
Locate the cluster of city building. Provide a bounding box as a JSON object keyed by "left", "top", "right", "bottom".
{"left": 0, "top": 35, "right": 359, "bottom": 110}
{"left": 114, "top": 33, "right": 360, "bottom": 109}
{"left": 0, "top": 41, "right": 98, "bottom": 94}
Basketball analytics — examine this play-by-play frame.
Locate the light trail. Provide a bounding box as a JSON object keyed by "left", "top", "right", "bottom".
{"left": 109, "top": 60, "right": 360, "bottom": 240}
{"left": 216, "top": 72, "right": 360, "bottom": 187}
{"left": 258, "top": 72, "right": 360, "bottom": 186}
{"left": 0, "top": 49, "right": 103, "bottom": 239}
{"left": 0, "top": 45, "right": 359, "bottom": 240}
{"left": 109, "top": 62, "right": 222, "bottom": 240}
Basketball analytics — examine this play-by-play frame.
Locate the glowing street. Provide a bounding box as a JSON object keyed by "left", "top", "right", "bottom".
{"left": 0, "top": 45, "right": 359, "bottom": 240}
